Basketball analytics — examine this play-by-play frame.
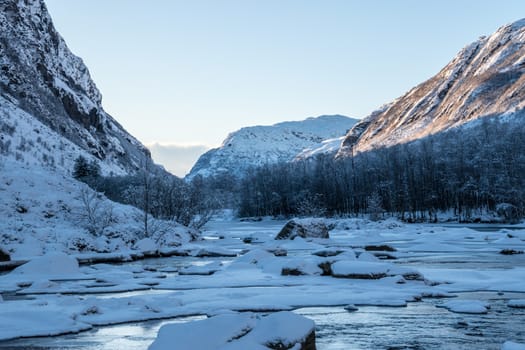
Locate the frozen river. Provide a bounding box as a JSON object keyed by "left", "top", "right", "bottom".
{"left": 0, "top": 218, "right": 524, "bottom": 349}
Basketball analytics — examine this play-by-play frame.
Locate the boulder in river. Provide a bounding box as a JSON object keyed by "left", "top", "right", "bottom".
{"left": 148, "top": 311, "right": 316, "bottom": 350}
{"left": 276, "top": 219, "right": 329, "bottom": 240}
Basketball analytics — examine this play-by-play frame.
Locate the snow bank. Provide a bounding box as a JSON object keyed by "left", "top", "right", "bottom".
{"left": 13, "top": 252, "right": 79, "bottom": 276}
{"left": 134, "top": 238, "right": 158, "bottom": 254}
{"left": 0, "top": 309, "right": 92, "bottom": 341}
{"left": 148, "top": 311, "right": 315, "bottom": 350}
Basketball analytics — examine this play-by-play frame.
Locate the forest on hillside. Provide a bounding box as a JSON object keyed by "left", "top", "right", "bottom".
{"left": 233, "top": 117, "right": 525, "bottom": 222}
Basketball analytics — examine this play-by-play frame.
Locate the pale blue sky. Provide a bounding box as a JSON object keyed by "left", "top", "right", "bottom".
{"left": 44, "top": 0, "right": 525, "bottom": 175}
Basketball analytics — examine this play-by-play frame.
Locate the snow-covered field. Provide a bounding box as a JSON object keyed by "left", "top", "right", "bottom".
{"left": 0, "top": 218, "right": 525, "bottom": 349}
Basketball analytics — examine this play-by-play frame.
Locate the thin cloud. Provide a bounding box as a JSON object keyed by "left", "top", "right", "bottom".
{"left": 147, "top": 143, "right": 210, "bottom": 177}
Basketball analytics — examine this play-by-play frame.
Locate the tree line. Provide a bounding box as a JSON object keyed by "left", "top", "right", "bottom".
{"left": 74, "top": 116, "right": 525, "bottom": 225}
{"left": 73, "top": 156, "right": 216, "bottom": 235}
{"left": 233, "top": 117, "right": 525, "bottom": 223}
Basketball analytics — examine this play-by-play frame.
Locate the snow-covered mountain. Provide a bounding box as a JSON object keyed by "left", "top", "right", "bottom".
{"left": 187, "top": 115, "right": 357, "bottom": 179}
{"left": 0, "top": 0, "right": 195, "bottom": 259}
{"left": 0, "top": 0, "right": 152, "bottom": 175}
{"left": 338, "top": 19, "right": 525, "bottom": 156}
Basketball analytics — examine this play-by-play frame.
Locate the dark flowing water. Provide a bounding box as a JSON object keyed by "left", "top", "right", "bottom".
{"left": 298, "top": 292, "right": 525, "bottom": 350}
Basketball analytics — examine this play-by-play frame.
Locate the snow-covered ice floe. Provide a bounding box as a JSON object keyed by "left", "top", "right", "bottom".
{"left": 438, "top": 300, "right": 490, "bottom": 314}
{"left": 148, "top": 311, "right": 315, "bottom": 350}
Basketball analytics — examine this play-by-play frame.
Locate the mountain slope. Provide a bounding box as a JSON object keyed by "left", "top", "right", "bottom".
{"left": 0, "top": 0, "right": 152, "bottom": 175}
{"left": 338, "top": 19, "right": 525, "bottom": 156}
{"left": 0, "top": 0, "right": 197, "bottom": 259}
{"left": 187, "top": 115, "right": 357, "bottom": 179}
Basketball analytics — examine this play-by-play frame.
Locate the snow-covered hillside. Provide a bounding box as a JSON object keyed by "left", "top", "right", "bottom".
{"left": 0, "top": 95, "right": 126, "bottom": 176}
{"left": 187, "top": 115, "right": 357, "bottom": 179}
{"left": 0, "top": 0, "right": 195, "bottom": 260}
{"left": 338, "top": 18, "right": 525, "bottom": 156}
{"left": 0, "top": 0, "right": 153, "bottom": 174}
{"left": 0, "top": 158, "right": 195, "bottom": 260}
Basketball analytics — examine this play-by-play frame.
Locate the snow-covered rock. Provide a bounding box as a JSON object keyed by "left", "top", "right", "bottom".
{"left": 187, "top": 115, "right": 357, "bottom": 179}
{"left": 331, "top": 261, "right": 390, "bottom": 279}
{"left": 281, "top": 258, "right": 323, "bottom": 276}
{"left": 148, "top": 311, "right": 316, "bottom": 350}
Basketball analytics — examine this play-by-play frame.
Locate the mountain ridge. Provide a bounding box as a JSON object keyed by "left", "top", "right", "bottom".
{"left": 187, "top": 115, "right": 357, "bottom": 179}
{"left": 337, "top": 18, "right": 525, "bottom": 157}
{"left": 0, "top": 0, "right": 153, "bottom": 175}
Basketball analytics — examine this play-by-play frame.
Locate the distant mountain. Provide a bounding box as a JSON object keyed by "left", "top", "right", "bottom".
{"left": 187, "top": 115, "right": 357, "bottom": 179}
{"left": 0, "top": 0, "right": 153, "bottom": 175}
{"left": 338, "top": 19, "right": 525, "bottom": 156}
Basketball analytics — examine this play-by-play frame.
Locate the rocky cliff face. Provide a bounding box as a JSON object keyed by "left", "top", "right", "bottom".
{"left": 187, "top": 115, "right": 357, "bottom": 179}
{"left": 338, "top": 19, "right": 525, "bottom": 156}
{"left": 0, "top": 0, "right": 152, "bottom": 175}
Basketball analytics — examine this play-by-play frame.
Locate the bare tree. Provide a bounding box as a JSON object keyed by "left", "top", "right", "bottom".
{"left": 76, "top": 185, "right": 114, "bottom": 236}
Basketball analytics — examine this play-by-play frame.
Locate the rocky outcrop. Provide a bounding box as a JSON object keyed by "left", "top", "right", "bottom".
{"left": 0, "top": 248, "right": 10, "bottom": 262}
{"left": 275, "top": 219, "right": 330, "bottom": 240}
{"left": 338, "top": 19, "right": 525, "bottom": 157}
{"left": 0, "top": 0, "right": 154, "bottom": 175}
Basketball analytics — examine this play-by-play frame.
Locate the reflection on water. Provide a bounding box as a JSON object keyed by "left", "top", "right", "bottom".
{"left": 0, "top": 316, "right": 206, "bottom": 350}
{"left": 396, "top": 252, "right": 525, "bottom": 270}
{"left": 1, "top": 292, "right": 524, "bottom": 349}
{"left": 297, "top": 292, "right": 525, "bottom": 350}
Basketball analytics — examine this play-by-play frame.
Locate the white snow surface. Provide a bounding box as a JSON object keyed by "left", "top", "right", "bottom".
{"left": 503, "top": 341, "right": 525, "bottom": 350}
{"left": 12, "top": 252, "right": 80, "bottom": 276}
{"left": 439, "top": 300, "right": 490, "bottom": 314}
{"left": 331, "top": 260, "right": 390, "bottom": 278}
{"left": 295, "top": 136, "right": 345, "bottom": 160}
{"left": 0, "top": 95, "right": 125, "bottom": 176}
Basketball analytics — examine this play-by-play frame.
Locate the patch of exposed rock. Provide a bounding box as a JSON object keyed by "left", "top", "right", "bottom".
{"left": 276, "top": 219, "right": 330, "bottom": 240}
